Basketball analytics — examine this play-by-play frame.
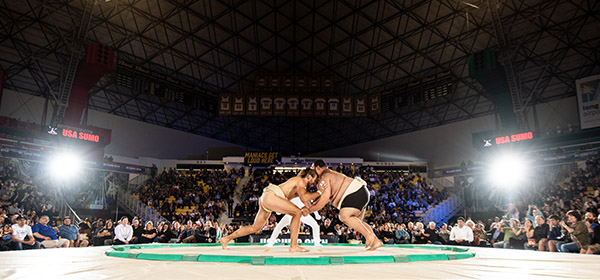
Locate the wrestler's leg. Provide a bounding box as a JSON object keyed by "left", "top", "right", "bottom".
{"left": 301, "top": 215, "right": 321, "bottom": 246}
{"left": 339, "top": 207, "right": 382, "bottom": 251}
{"left": 220, "top": 204, "right": 270, "bottom": 249}
{"left": 266, "top": 215, "right": 292, "bottom": 246}
{"left": 261, "top": 194, "right": 309, "bottom": 252}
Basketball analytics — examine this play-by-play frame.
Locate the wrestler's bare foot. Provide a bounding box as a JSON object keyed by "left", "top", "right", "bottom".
{"left": 220, "top": 238, "right": 230, "bottom": 250}
{"left": 364, "top": 237, "right": 375, "bottom": 248}
{"left": 367, "top": 239, "right": 383, "bottom": 251}
{"left": 289, "top": 245, "right": 310, "bottom": 253}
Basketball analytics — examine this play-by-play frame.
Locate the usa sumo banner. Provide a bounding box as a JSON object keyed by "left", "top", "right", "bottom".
{"left": 576, "top": 74, "right": 600, "bottom": 129}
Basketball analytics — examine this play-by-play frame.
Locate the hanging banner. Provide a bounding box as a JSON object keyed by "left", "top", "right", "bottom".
{"left": 341, "top": 96, "right": 354, "bottom": 117}
{"left": 232, "top": 95, "right": 245, "bottom": 115}
{"left": 286, "top": 96, "right": 300, "bottom": 116}
{"left": 246, "top": 95, "right": 259, "bottom": 115}
{"left": 259, "top": 95, "right": 273, "bottom": 116}
{"left": 282, "top": 76, "right": 294, "bottom": 91}
{"left": 576, "top": 74, "right": 600, "bottom": 129}
{"left": 219, "top": 94, "right": 231, "bottom": 115}
{"left": 295, "top": 76, "right": 307, "bottom": 92}
{"left": 322, "top": 75, "right": 334, "bottom": 92}
{"left": 269, "top": 75, "right": 281, "bottom": 91}
{"left": 369, "top": 93, "right": 381, "bottom": 115}
{"left": 300, "top": 96, "right": 314, "bottom": 116}
{"left": 327, "top": 96, "right": 340, "bottom": 117}
{"left": 355, "top": 96, "right": 367, "bottom": 117}
{"left": 309, "top": 76, "right": 321, "bottom": 92}
{"left": 314, "top": 97, "right": 327, "bottom": 117}
{"left": 255, "top": 74, "right": 268, "bottom": 90}
{"left": 273, "top": 95, "right": 287, "bottom": 116}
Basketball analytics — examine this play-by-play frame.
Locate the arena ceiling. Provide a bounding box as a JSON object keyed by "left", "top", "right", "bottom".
{"left": 1, "top": 0, "right": 599, "bottom": 156}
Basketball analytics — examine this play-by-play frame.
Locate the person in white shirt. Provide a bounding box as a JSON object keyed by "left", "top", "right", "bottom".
{"left": 265, "top": 197, "right": 322, "bottom": 247}
{"left": 113, "top": 217, "right": 133, "bottom": 245}
{"left": 11, "top": 215, "right": 40, "bottom": 250}
{"left": 448, "top": 217, "right": 474, "bottom": 246}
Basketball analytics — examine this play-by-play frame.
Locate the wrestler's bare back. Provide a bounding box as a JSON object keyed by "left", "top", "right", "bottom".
{"left": 277, "top": 176, "right": 309, "bottom": 200}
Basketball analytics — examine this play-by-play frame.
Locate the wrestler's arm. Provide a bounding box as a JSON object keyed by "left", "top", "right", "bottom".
{"left": 307, "top": 179, "right": 331, "bottom": 213}
{"left": 297, "top": 182, "right": 320, "bottom": 207}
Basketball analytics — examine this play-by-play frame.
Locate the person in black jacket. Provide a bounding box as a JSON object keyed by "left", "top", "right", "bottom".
{"left": 424, "top": 222, "right": 442, "bottom": 245}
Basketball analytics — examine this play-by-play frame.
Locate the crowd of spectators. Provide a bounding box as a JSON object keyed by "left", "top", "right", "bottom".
{"left": 432, "top": 156, "right": 600, "bottom": 254}
{"left": 136, "top": 167, "right": 243, "bottom": 224}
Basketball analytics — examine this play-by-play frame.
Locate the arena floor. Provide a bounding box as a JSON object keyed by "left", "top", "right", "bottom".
{"left": 1, "top": 244, "right": 600, "bottom": 279}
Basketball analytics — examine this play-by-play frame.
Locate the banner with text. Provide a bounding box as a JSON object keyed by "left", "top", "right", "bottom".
{"left": 576, "top": 74, "right": 600, "bottom": 129}
{"left": 244, "top": 152, "right": 281, "bottom": 165}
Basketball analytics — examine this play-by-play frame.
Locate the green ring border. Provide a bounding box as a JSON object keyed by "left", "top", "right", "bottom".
{"left": 105, "top": 243, "right": 475, "bottom": 265}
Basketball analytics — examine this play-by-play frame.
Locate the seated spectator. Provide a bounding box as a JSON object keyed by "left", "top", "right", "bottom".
{"left": 493, "top": 218, "right": 517, "bottom": 249}
{"left": 546, "top": 215, "right": 566, "bottom": 252}
{"left": 448, "top": 217, "right": 473, "bottom": 246}
{"left": 406, "top": 222, "right": 415, "bottom": 243}
{"left": 11, "top": 215, "right": 40, "bottom": 250}
{"left": 527, "top": 205, "right": 544, "bottom": 227}
{"left": 215, "top": 222, "right": 223, "bottom": 242}
{"left": 32, "top": 216, "right": 69, "bottom": 248}
{"left": 490, "top": 221, "right": 504, "bottom": 247}
{"left": 156, "top": 222, "right": 175, "bottom": 243}
{"left": 140, "top": 221, "right": 157, "bottom": 244}
{"left": 559, "top": 210, "right": 590, "bottom": 253}
{"left": 113, "top": 217, "right": 133, "bottom": 245}
{"left": 394, "top": 224, "right": 410, "bottom": 244}
{"left": 465, "top": 220, "right": 480, "bottom": 246}
{"left": 92, "top": 219, "right": 115, "bottom": 246}
{"left": 584, "top": 214, "right": 600, "bottom": 254}
{"left": 438, "top": 223, "right": 450, "bottom": 244}
{"left": 584, "top": 212, "right": 598, "bottom": 236}
{"left": 508, "top": 218, "right": 533, "bottom": 249}
{"left": 473, "top": 222, "right": 489, "bottom": 246}
{"left": 527, "top": 215, "right": 549, "bottom": 250}
{"left": 131, "top": 218, "right": 143, "bottom": 244}
{"left": 320, "top": 219, "right": 335, "bottom": 235}
{"left": 57, "top": 217, "right": 88, "bottom": 247}
{"left": 412, "top": 222, "right": 427, "bottom": 244}
{"left": 181, "top": 222, "right": 199, "bottom": 243}
{"left": 424, "top": 222, "right": 442, "bottom": 245}
{"left": 78, "top": 220, "right": 92, "bottom": 246}
{"left": 7, "top": 202, "right": 20, "bottom": 215}
{"left": 380, "top": 223, "right": 395, "bottom": 244}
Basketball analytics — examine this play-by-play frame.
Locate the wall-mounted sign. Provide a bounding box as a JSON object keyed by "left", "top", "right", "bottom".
{"left": 473, "top": 130, "right": 535, "bottom": 149}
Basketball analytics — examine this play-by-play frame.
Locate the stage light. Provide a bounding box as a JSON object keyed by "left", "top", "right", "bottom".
{"left": 488, "top": 154, "right": 528, "bottom": 187}
{"left": 49, "top": 152, "right": 83, "bottom": 180}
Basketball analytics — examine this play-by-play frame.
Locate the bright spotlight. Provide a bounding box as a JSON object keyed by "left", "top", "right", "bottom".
{"left": 489, "top": 154, "right": 528, "bottom": 187}
{"left": 49, "top": 153, "right": 83, "bottom": 180}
